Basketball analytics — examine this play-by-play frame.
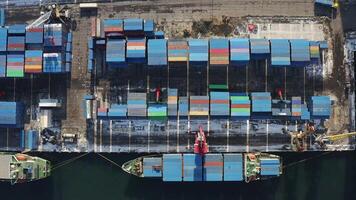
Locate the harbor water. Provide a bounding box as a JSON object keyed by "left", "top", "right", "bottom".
{"left": 0, "top": 151, "right": 355, "bottom": 200}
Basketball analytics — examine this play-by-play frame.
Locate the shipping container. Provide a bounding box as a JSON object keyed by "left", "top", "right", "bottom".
{"left": 147, "top": 39, "right": 167, "bottom": 66}
{"left": 44, "top": 24, "right": 65, "bottom": 47}
{"left": 272, "top": 99, "right": 291, "bottom": 116}
{"left": 260, "top": 158, "right": 280, "bottom": 176}
{"left": 230, "top": 38, "right": 250, "bottom": 65}
{"left": 178, "top": 97, "right": 189, "bottom": 117}
{"left": 103, "top": 19, "right": 123, "bottom": 35}
{"left": 0, "top": 27, "right": 7, "bottom": 51}
{"left": 290, "top": 39, "right": 310, "bottom": 63}
{"left": 8, "top": 24, "right": 26, "bottom": 34}
{"left": 163, "top": 154, "right": 182, "bottom": 181}
{"left": 106, "top": 38, "right": 126, "bottom": 64}
{"left": 189, "top": 39, "right": 208, "bottom": 63}
{"left": 311, "top": 96, "right": 331, "bottom": 118}
{"left": 143, "top": 157, "right": 162, "bottom": 177}
{"left": 309, "top": 41, "right": 320, "bottom": 59}
{"left": 26, "top": 130, "right": 38, "bottom": 150}
{"left": 7, "top": 36, "right": 25, "bottom": 51}
{"left": 168, "top": 40, "right": 188, "bottom": 62}
{"left": 210, "top": 92, "right": 229, "bottom": 116}
{"left": 251, "top": 92, "right": 272, "bottom": 113}
{"left": 124, "top": 18, "right": 143, "bottom": 32}
{"left": 25, "top": 50, "right": 42, "bottom": 73}
{"left": 108, "top": 104, "right": 127, "bottom": 118}
{"left": 0, "top": 55, "right": 5, "bottom": 77}
{"left": 0, "top": 101, "right": 24, "bottom": 128}
{"left": 291, "top": 96, "right": 302, "bottom": 117}
{"left": 203, "top": 154, "right": 223, "bottom": 181}
{"left": 0, "top": 8, "right": 4, "bottom": 27}
{"left": 167, "top": 88, "right": 178, "bottom": 116}
{"left": 127, "top": 93, "right": 147, "bottom": 117}
{"left": 126, "top": 37, "right": 146, "bottom": 62}
{"left": 223, "top": 154, "right": 243, "bottom": 181}
{"left": 250, "top": 39, "right": 270, "bottom": 57}
{"left": 270, "top": 39, "right": 290, "bottom": 66}
{"left": 26, "top": 26, "right": 44, "bottom": 44}
{"left": 6, "top": 54, "right": 24, "bottom": 77}
{"left": 148, "top": 104, "right": 167, "bottom": 118}
{"left": 230, "top": 94, "right": 251, "bottom": 117}
{"left": 190, "top": 96, "right": 209, "bottom": 116}
{"left": 43, "top": 53, "right": 64, "bottom": 73}
{"left": 183, "top": 154, "right": 203, "bottom": 181}
{"left": 209, "top": 38, "right": 229, "bottom": 65}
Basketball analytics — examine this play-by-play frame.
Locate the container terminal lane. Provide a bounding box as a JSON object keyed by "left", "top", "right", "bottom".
{"left": 0, "top": 0, "right": 354, "bottom": 155}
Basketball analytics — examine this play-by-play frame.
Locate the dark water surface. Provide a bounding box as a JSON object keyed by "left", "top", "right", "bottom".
{"left": 0, "top": 151, "right": 355, "bottom": 200}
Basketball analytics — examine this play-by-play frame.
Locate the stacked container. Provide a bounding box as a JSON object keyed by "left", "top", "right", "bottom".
{"left": 203, "top": 154, "right": 223, "bottom": 181}
{"left": 7, "top": 36, "right": 25, "bottom": 51}
{"left": 44, "top": 24, "right": 64, "bottom": 47}
{"left": 97, "top": 107, "right": 108, "bottom": 118}
{"left": 189, "top": 39, "right": 208, "bottom": 63}
{"left": 0, "top": 8, "right": 4, "bottom": 27}
{"left": 88, "top": 37, "right": 94, "bottom": 72}
{"left": 210, "top": 92, "right": 229, "bottom": 116}
{"left": 309, "top": 41, "right": 320, "bottom": 59}
{"left": 26, "top": 130, "right": 38, "bottom": 150}
{"left": 189, "top": 96, "right": 209, "bottom": 116}
{"left": 318, "top": 41, "right": 328, "bottom": 49}
{"left": 230, "top": 94, "right": 250, "bottom": 117}
{"left": 43, "top": 53, "right": 64, "bottom": 73}
{"left": 154, "top": 31, "right": 164, "bottom": 39}
{"left": 163, "top": 154, "right": 182, "bottom": 182}
{"left": 148, "top": 104, "right": 167, "bottom": 118}
{"left": 108, "top": 104, "right": 127, "bottom": 118}
{"left": 209, "top": 39, "right": 229, "bottom": 65}
{"left": 0, "top": 55, "right": 5, "bottom": 77}
{"left": 103, "top": 19, "right": 123, "bottom": 36}
{"left": 6, "top": 54, "right": 24, "bottom": 77}
{"left": 311, "top": 96, "right": 331, "bottom": 118}
{"left": 8, "top": 24, "right": 26, "bottom": 35}
{"left": 168, "top": 40, "right": 188, "bottom": 62}
{"left": 223, "top": 154, "right": 243, "bottom": 181}
{"left": 25, "top": 50, "right": 42, "bottom": 73}
{"left": 290, "top": 39, "right": 310, "bottom": 63}
{"left": 0, "top": 101, "right": 24, "bottom": 128}
{"left": 301, "top": 104, "right": 310, "bottom": 120}
{"left": 25, "top": 26, "right": 44, "bottom": 44}
{"left": 143, "top": 157, "right": 162, "bottom": 177}
{"left": 260, "top": 158, "right": 280, "bottom": 176}
{"left": 124, "top": 18, "right": 143, "bottom": 34}
{"left": 126, "top": 37, "right": 146, "bottom": 62}
{"left": 0, "top": 28, "right": 7, "bottom": 51}
{"left": 106, "top": 38, "right": 126, "bottom": 63}
{"left": 147, "top": 39, "right": 167, "bottom": 66}
{"left": 250, "top": 39, "right": 270, "bottom": 57}
{"left": 127, "top": 93, "right": 147, "bottom": 117}
{"left": 144, "top": 19, "right": 155, "bottom": 38}
{"left": 167, "top": 88, "right": 178, "bottom": 116}
{"left": 65, "top": 32, "right": 72, "bottom": 72}
{"left": 178, "top": 97, "right": 189, "bottom": 117}
{"left": 251, "top": 92, "right": 272, "bottom": 113}
{"left": 291, "top": 97, "right": 302, "bottom": 117}
{"left": 230, "top": 38, "right": 250, "bottom": 65}
{"left": 183, "top": 154, "right": 203, "bottom": 181}
{"left": 270, "top": 39, "right": 290, "bottom": 66}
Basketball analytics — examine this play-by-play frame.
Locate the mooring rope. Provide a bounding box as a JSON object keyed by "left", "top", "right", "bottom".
{"left": 51, "top": 152, "right": 90, "bottom": 171}
{"left": 96, "top": 153, "right": 122, "bottom": 168}
{"left": 283, "top": 151, "right": 333, "bottom": 169}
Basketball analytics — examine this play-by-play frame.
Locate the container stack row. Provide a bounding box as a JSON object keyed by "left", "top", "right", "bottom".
{"left": 309, "top": 41, "right": 320, "bottom": 59}
{"left": 65, "top": 32, "right": 72, "bottom": 72}
{"left": 7, "top": 36, "right": 25, "bottom": 51}
{"left": 106, "top": 38, "right": 126, "bottom": 64}
{"left": 167, "top": 88, "right": 178, "bottom": 116}
{"left": 188, "top": 39, "right": 209, "bottom": 63}
{"left": 88, "top": 37, "right": 94, "bottom": 72}
{"left": 189, "top": 96, "right": 209, "bottom": 116}
{"left": 209, "top": 39, "right": 229, "bottom": 65}
{"left": 210, "top": 92, "right": 229, "bottom": 116}
{"left": 126, "top": 38, "right": 146, "bottom": 62}
{"left": 178, "top": 97, "right": 189, "bottom": 117}
{"left": 127, "top": 93, "right": 147, "bottom": 117}
{"left": 26, "top": 26, "right": 43, "bottom": 44}
{"left": 25, "top": 50, "right": 43, "bottom": 73}
{"left": 230, "top": 94, "right": 251, "bottom": 117}
{"left": 103, "top": 19, "right": 124, "bottom": 37}
{"left": 168, "top": 40, "right": 188, "bottom": 62}
{"left": 250, "top": 39, "right": 270, "bottom": 55}
{"left": 270, "top": 39, "right": 290, "bottom": 66}
{"left": 160, "top": 153, "right": 244, "bottom": 182}
{"left": 147, "top": 39, "right": 167, "bottom": 66}
{"left": 290, "top": 39, "right": 310, "bottom": 62}
{"left": 0, "top": 101, "right": 24, "bottom": 128}
{"left": 44, "top": 24, "right": 65, "bottom": 47}
{"left": 108, "top": 104, "right": 127, "bottom": 118}
{"left": 251, "top": 92, "right": 272, "bottom": 113}
{"left": 311, "top": 96, "right": 331, "bottom": 118}
{"left": 148, "top": 104, "right": 167, "bottom": 118}
{"left": 291, "top": 97, "right": 302, "bottom": 117}
{"left": 230, "top": 38, "right": 250, "bottom": 64}
{"left": 43, "top": 53, "right": 64, "bottom": 73}
{"left": 123, "top": 18, "right": 143, "bottom": 34}
{"left": 7, "top": 54, "right": 24, "bottom": 77}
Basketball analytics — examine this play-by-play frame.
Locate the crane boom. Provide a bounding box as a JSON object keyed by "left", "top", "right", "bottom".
{"left": 323, "top": 132, "right": 356, "bottom": 142}
{"left": 26, "top": 10, "right": 52, "bottom": 29}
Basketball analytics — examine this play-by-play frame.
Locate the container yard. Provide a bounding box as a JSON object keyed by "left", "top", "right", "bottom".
{"left": 0, "top": 0, "right": 354, "bottom": 186}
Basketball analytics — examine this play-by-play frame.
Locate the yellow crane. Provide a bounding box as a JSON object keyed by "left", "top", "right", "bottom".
{"left": 315, "top": 132, "right": 356, "bottom": 146}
